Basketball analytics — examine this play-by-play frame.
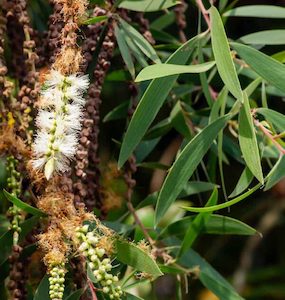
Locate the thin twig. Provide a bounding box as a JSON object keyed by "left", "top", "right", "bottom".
{"left": 254, "top": 119, "right": 285, "bottom": 155}
{"left": 88, "top": 279, "right": 98, "bottom": 300}
{"left": 125, "top": 166, "right": 155, "bottom": 246}
{"left": 196, "top": 0, "right": 211, "bottom": 28}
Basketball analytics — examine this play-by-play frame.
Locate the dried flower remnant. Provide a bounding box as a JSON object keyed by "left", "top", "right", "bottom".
{"left": 31, "top": 70, "right": 89, "bottom": 179}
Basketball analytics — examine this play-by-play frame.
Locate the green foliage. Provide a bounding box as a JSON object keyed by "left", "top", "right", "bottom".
{"left": 116, "top": 240, "right": 163, "bottom": 276}
{"left": 2, "top": 1, "right": 285, "bottom": 299}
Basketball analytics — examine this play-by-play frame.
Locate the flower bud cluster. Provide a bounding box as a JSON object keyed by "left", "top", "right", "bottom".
{"left": 48, "top": 263, "right": 65, "bottom": 300}
{"left": 6, "top": 156, "right": 22, "bottom": 244}
{"left": 76, "top": 225, "right": 123, "bottom": 299}
{"left": 6, "top": 156, "right": 21, "bottom": 196}
{"left": 32, "top": 70, "right": 89, "bottom": 180}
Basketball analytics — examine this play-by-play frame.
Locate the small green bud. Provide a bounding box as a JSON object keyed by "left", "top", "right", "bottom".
{"left": 88, "top": 248, "right": 96, "bottom": 256}
{"left": 90, "top": 254, "right": 98, "bottom": 262}
{"left": 81, "top": 224, "right": 89, "bottom": 233}
{"left": 96, "top": 248, "right": 105, "bottom": 257}
{"left": 79, "top": 242, "right": 89, "bottom": 252}
{"left": 106, "top": 279, "right": 113, "bottom": 285}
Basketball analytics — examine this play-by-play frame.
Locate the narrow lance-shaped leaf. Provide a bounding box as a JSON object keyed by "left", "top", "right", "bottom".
{"left": 115, "top": 25, "right": 135, "bottom": 79}
{"left": 3, "top": 190, "right": 47, "bottom": 217}
{"left": 231, "top": 42, "right": 285, "bottom": 94}
{"left": 33, "top": 275, "right": 50, "bottom": 300}
{"left": 229, "top": 166, "right": 254, "bottom": 198}
{"left": 65, "top": 289, "right": 84, "bottom": 300}
{"left": 155, "top": 114, "right": 231, "bottom": 225}
{"left": 224, "top": 5, "right": 285, "bottom": 18}
{"left": 119, "top": 18, "right": 161, "bottom": 64}
{"left": 135, "top": 61, "right": 216, "bottom": 82}
{"left": 257, "top": 108, "right": 285, "bottom": 133}
{"left": 239, "top": 30, "right": 285, "bottom": 45}
{"left": 265, "top": 155, "right": 285, "bottom": 191}
{"left": 118, "top": 0, "right": 179, "bottom": 12}
{"left": 238, "top": 92, "right": 263, "bottom": 183}
{"left": 118, "top": 32, "right": 206, "bottom": 167}
{"left": 103, "top": 100, "right": 129, "bottom": 122}
{"left": 210, "top": 6, "right": 242, "bottom": 100}
{"left": 178, "top": 249, "right": 245, "bottom": 300}
{"left": 82, "top": 15, "right": 107, "bottom": 25}
{"left": 116, "top": 240, "right": 163, "bottom": 276}
{"left": 179, "top": 188, "right": 218, "bottom": 257}
{"left": 160, "top": 214, "right": 257, "bottom": 238}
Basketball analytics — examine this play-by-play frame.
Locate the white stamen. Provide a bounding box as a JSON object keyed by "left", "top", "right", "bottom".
{"left": 32, "top": 69, "right": 89, "bottom": 179}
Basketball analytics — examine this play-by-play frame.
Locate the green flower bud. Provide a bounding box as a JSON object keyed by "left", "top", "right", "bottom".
{"left": 88, "top": 248, "right": 96, "bottom": 256}
{"left": 81, "top": 224, "right": 89, "bottom": 233}
{"left": 102, "top": 287, "right": 110, "bottom": 294}
{"left": 79, "top": 242, "right": 89, "bottom": 252}
{"left": 96, "top": 248, "right": 105, "bottom": 257}
{"left": 90, "top": 254, "right": 98, "bottom": 262}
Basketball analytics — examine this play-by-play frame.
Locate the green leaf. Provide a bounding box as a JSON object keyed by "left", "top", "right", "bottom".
{"left": 158, "top": 264, "right": 185, "bottom": 275}
{"left": 65, "top": 289, "right": 84, "bottom": 300}
{"left": 135, "top": 61, "right": 216, "bottom": 82}
{"left": 150, "top": 11, "right": 175, "bottom": 30}
{"left": 155, "top": 115, "right": 230, "bottom": 225}
{"left": 82, "top": 15, "right": 107, "bottom": 25}
{"left": 124, "top": 34, "right": 148, "bottom": 68}
{"left": 103, "top": 101, "right": 129, "bottom": 122}
{"left": 33, "top": 275, "right": 49, "bottom": 300}
{"left": 239, "top": 30, "right": 285, "bottom": 45}
{"left": 118, "top": 0, "right": 179, "bottom": 12}
{"left": 238, "top": 92, "right": 263, "bottom": 183}
{"left": 244, "top": 77, "right": 262, "bottom": 97}
{"left": 170, "top": 101, "right": 192, "bottom": 139}
{"left": 118, "top": 33, "right": 206, "bottom": 167}
{"left": 179, "top": 249, "right": 244, "bottom": 300}
{"left": 257, "top": 108, "right": 285, "bottom": 133}
{"left": 182, "top": 182, "right": 262, "bottom": 213}
{"left": 3, "top": 190, "right": 47, "bottom": 217}
{"left": 119, "top": 18, "right": 160, "bottom": 64}
{"left": 224, "top": 5, "right": 285, "bottom": 18}
{"left": 0, "top": 216, "right": 39, "bottom": 265}
{"left": 265, "top": 155, "right": 285, "bottom": 191}
{"left": 209, "top": 88, "right": 228, "bottom": 123}
{"left": 0, "top": 230, "right": 13, "bottom": 265}
{"left": 87, "top": 265, "right": 97, "bottom": 283}
{"left": 210, "top": 6, "right": 242, "bottom": 100}
{"left": 229, "top": 167, "right": 254, "bottom": 198}
{"left": 125, "top": 293, "right": 144, "bottom": 300}
{"left": 179, "top": 181, "right": 218, "bottom": 198}
{"left": 19, "top": 216, "right": 40, "bottom": 241}
{"left": 179, "top": 188, "right": 218, "bottom": 257}
{"left": 116, "top": 240, "right": 163, "bottom": 276}
{"left": 161, "top": 214, "right": 257, "bottom": 238}
{"left": 115, "top": 25, "right": 135, "bottom": 79}
{"left": 231, "top": 42, "right": 285, "bottom": 94}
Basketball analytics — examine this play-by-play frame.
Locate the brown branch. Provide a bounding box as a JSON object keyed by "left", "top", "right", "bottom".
{"left": 88, "top": 279, "right": 98, "bottom": 300}
{"left": 196, "top": 0, "right": 211, "bottom": 29}
{"left": 125, "top": 161, "right": 155, "bottom": 246}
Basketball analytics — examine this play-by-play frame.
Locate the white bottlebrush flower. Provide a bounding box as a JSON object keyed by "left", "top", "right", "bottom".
{"left": 32, "top": 69, "right": 89, "bottom": 180}
{"left": 40, "top": 88, "right": 65, "bottom": 108}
